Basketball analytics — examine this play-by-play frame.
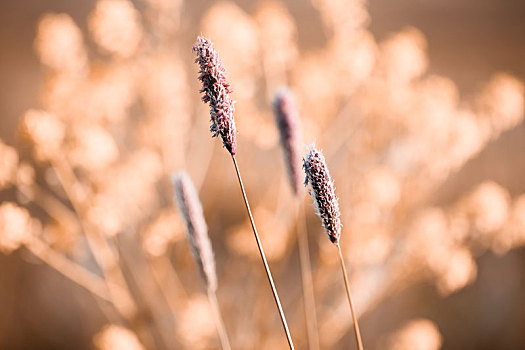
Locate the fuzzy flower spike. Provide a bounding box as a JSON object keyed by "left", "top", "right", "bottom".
{"left": 304, "top": 147, "right": 363, "bottom": 350}
{"left": 273, "top": 87, "right": 302, "bottom": 196}
{"left": 192, "top": 37, "right": 293, "bottom": 349}
{"left": 172, "top": 172, "right": 217, "bottom": 292}
{"left": 303, "top": 146, "right": 342, "bottom": 244}
{"left": 193, "top": 36, "right": 237, "bottom": 155}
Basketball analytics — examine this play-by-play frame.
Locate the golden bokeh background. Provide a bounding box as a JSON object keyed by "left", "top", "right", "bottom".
{"left": 0, "top": 0, "right": 524, "bottom": 349}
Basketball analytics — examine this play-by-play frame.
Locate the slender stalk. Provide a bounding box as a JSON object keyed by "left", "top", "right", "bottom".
{"left": 142, "top": 255, "right": 189, "bottom": 348}
{"left": 48, "top": 157, "right": 166, "bottom": 350}
{"left": 50, "top": 158, "right": 138, "bottom": 320}
{"left": 148, "top": 254, "right": 188, "bottom": 315}
{"left": 207, "top": 288, "right": 232, "bottom": 350}
{"left": 231, "top": 155, "right": 295, "bottom": 350}
{"left": 17, "top": 182, "right": 126, "bottom": 324}
{"left": 337, "top": 244, "right": 364, "bottom": 350}
{"left": 296, "top": 202, "right": 320, "bottom": 350}
{"left": 116, "top": 233, "right": 173, "bottom": 350}
{"left": 17, "top": 184, "right": 80, "bottom": 233}
{"left": 25, "top": 238, "right": 113, "bottom": 302}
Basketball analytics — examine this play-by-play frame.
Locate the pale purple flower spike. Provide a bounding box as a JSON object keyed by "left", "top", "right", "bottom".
{"left": 303, "top": 147, "right": 342, "bottom": 244}
{"left": 173, "top": 172, "right": 217, "bottom": 291}
{"left": 193, "top": 36, "right": 237, "bottom": 155}
{"left": 273, "top": 87, "right": 302, "bottom": 196}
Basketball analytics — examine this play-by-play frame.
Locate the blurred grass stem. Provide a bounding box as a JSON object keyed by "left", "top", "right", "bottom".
{"left": 207, "top": 288, "right": 232, "bottom": 350}
{"left": 296, "top": 202, "right": 319, "bottom": 350}
{"left": 148, "top": 254, "right": 188, "bottom": 314}
{"left": 25, "top": 237, "right": 113, "bottom": 302}
{"left": 51, "top": 157, "right": 138, "bottom": 319}
{"left": 49, "top": 158, "right": 163, "bottom": 350}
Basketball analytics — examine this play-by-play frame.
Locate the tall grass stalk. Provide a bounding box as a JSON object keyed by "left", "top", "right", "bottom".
{"left": 193, "top": 35, "right": 295, "bottom": 349}
{"left": 173, "top": 171, "right": 231, "bottom": 350}
{"left": 148, "top": 254, "right": 188, "bottom": 316}
{"left": 16, "top": 184, "right": 114, "bottom": 302}
{"left": 232, "top": 155, "right": 295, "bottom": 350}
{"left": 337, "top": 244, "right": 364, "bottom": 350}
{"left": 49, "top": 158, "right": 169, "bottom": 350}
{"left": 303, "top": 146, "right": 364, "bottom": 350}
{"left": 25, "top": 237, "right": 113, "bottom": 302}
{"left": 273, "top": 87, "right": 318, "bottom": 349}
{"left": 208, "top": 288, "right": 232, "bottom": 350}
{"left": 51, "top": 158, "right": 138, "bottom": 319}
{"left": 296, "top": 202, "right": 320, "bottom": 350}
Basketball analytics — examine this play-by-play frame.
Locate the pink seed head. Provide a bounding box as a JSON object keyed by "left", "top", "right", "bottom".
{"left": 273, "top": 87, "right": 302, "bottom": 196}
{"left": 173, "top": 172, "right": 217, "bottom": 291}
{"left": 192, "top": 36, "right": 237, "bottom": 156}
{"left": 303, "top": 147, "right": 342, "bottom": 244}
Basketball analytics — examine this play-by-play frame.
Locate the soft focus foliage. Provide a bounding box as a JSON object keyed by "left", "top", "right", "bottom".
{"left": 0, "top": 0, "right": 524, "bottom": 349}
{"left": 93, "top": 325, "right": 145, "bottom": 350}
{"left": 0, "top": 202, "right": 38, "bottom": 254}
{"left": 385, "top": 319, "right": 442, "bottom": 350}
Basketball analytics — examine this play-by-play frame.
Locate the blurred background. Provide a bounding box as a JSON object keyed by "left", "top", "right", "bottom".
{"left": 0, "top": 0, "right": 524, "bottom": 349}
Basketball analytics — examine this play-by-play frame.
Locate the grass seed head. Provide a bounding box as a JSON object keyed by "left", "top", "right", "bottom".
{"left": 303, "top": 147, "right": 342, "bottom": 244}
{"left": 192, "top": 35, "right": 237, "bottom": 156}
{"left": 172, "top": 172, "right": 217, "bottom": 291}
{"left": 273, "top": 87, "right": 302, "bottom": 196}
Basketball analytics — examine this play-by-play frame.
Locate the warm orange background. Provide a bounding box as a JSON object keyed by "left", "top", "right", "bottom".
{"left": 0, "top": 1, "right": 524, "bottom": 349}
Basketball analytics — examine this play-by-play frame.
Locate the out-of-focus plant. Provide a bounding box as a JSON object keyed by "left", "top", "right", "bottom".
{"left": 0, "top": 0, "right": 523, "bottom": 349}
